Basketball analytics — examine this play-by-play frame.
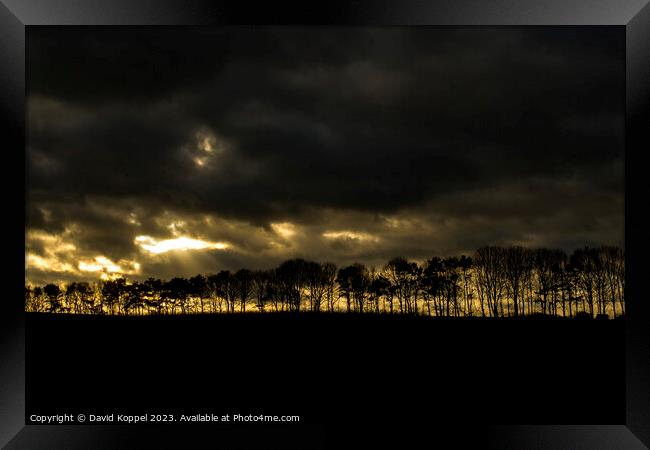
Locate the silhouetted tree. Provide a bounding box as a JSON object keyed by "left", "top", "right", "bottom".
{"left": 27, "top": 286, "right": 47, "bottom": 312}
{"left": 123, "top": 281, "right": 145, "bottom": 315}
{"left": 421, "top": 257, "right": 444, "bottom": 316}
{"left": 252, "top": 270, "right": 271, "bottom": 312}
{"left": 305, "top": 261, "right": 327, "bottom": 312}
{"left": 205, "top": 274, "right": 224, "bottom": 313}
{"left": 142, "top": 278, "right": 163, "bottom": 314}
{"left": 458, "top": 255, "right": 474, "bottom": 316}
{"left": 65, "top": 282, "right": 79, "bottom": 314}
{"left": 276, "top": 259, "right": 309, "bottom": 312}
{"left": 234, "top": 269, "right": 253, "bottom": 312}
{"left": 441, "top": 257, "right": 461, "bottom": 317}
{"left": 43, "top": 283, "right": 63, "bottom": 313}
{"left": 474, "top": 247, "right": 506, "bottom": 317}
{"left": 601, "top": 246, "right": 624, "bottom": 317}
{"left": 266, "top": 270, "right": 282, "bottom": 312}
{"left": 336, "top": 265, "right": 355, "bottom": 313}
{"left": 26, "top": 244, "right": 624, "bottom": 319}
{"left": 349, "top": 263, "right": 370, "bottom": 313}
{"left": 570, "top": 247, "right": 598, "bottom": 318}
{"left": 385, "top": 257, "right": 420, "bottom": 314}
{"left": 367, "top": 267, "right": 388, "bottom": 313}
{"left": 164, "top": 277, "right": 191, "bottom": 314}
{"left": 371, "top": 273, "right": 391, "bottom": 314}
{"left": 101, "top": 278, "right": 128, "bottom": 315}
{"left": 503, "top": 246, "right": 528, "bottom": 317}
{"left": 189, "top": 275, "right": 209, "bottom": 313}
{"left": 211, "top": 270, "right": 237, "bottom": 313}
{"left": 322, "top": 262, "right": 338, "bottom": 312}
{"left": 25, "top": 286, "right": 37, "bottom": 312}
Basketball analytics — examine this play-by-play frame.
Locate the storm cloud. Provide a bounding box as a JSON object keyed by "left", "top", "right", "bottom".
{"left": 25, "top": 27, "right": 625, "bottom": 284}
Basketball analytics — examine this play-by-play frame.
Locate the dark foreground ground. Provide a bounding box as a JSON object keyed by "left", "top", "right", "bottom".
{"left": 25, "top": 312, "right": 625, "bottom": 429}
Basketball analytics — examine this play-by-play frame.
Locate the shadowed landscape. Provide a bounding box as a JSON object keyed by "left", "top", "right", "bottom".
{"left": 26, "top": 310, "right": 625, "bottom": 425}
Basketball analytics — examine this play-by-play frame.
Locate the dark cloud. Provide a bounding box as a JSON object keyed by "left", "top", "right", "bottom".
{"left": 25, "top": 27, "right": 625, "bottom": 284}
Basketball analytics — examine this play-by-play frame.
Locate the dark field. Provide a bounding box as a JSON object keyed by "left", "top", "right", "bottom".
{"left": 26, "top": 312, "right": 625, "bottom": 426}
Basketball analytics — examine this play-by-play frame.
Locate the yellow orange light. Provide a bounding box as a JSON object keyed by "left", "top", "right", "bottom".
{"left": 135, "top": 235, "right": 229, "bottom": 254}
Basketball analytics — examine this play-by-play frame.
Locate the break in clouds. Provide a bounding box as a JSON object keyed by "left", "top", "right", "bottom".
{"left": 25, "top": 27, "right": 625, "bottom": 285}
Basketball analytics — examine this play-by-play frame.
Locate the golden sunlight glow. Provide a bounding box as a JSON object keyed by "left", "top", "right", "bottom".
{"left": 27, "top": 230, "right": 77, "bottom": 252}
{"left": 78, "top": 256, "right": 140, "bottom": 276}
{"left": 100, "top": 273, "right": 123, "bottom": 281}
{"left": 26, "top": 229, "right": 142, "bottom": 283}
{"left": 135, "top": 235, "right": 229, "bottom": 254}
{"left": 26, "top": 230, "right": 78, "bottom": 274}
{"left": 322, "top": 230, "right": 379, "bottom": 242}
{"left": 271, "top": 222, "right": 296, "bottom": 239}
{"left": 26, "top": 253, "right": 76, "bottom": 273}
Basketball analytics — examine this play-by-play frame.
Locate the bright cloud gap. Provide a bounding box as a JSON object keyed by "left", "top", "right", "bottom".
{"left": 135, "top": 235, "right": 229, "bottom": 254}
{"left": 271, "top": 222, "right": 296, "bottom": 239}
{"left": 78, "top": 256, "right": 141, "bottom": 280}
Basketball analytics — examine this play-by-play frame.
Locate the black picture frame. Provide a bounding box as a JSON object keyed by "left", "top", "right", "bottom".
{"left": 2, "top": 1, "right": 649, "bottom": 448}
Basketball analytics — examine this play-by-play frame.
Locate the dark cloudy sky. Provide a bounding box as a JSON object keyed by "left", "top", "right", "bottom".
{"left": 25, "top": 26, "right": 625, "bottom": 285}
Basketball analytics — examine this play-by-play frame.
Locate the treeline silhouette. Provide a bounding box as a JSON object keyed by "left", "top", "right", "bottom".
{"left": 25, "top": 245, "right": 625, "bottom": 319}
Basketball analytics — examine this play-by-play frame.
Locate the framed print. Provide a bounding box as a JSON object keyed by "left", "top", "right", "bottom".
{"left": 2, "top": 1, "right": 649, "bottom": 448}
